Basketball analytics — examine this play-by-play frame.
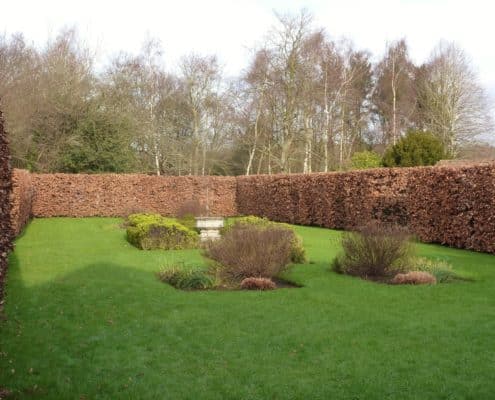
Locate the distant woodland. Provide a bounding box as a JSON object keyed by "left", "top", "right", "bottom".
{"left": 0, "top": 10, "right": 493, "bottom": 175}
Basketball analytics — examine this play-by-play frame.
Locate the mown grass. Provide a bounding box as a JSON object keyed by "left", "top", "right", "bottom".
{"left": 1, "top": 218, "right": 494, "bottom": 399}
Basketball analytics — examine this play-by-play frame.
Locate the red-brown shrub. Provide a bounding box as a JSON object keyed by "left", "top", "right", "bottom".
{"left": 240, "top": 277, "right": 276, "bottom": 290}
{"left": 391, "top": 271, "right": 437, "bottom": 285}
{"left": 0, "top": 110, "right": 13, "bottom": 309}
{"left": 204, "top": 224, "right": 293, "bottom": 282}
{"left": 11, "top": 169, "right": 33, "bottom": 235}
{"left": 176, "top": 199, "right": 207, "bottom": 218}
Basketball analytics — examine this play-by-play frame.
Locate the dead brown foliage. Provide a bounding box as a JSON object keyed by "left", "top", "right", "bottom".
{"left": 9, "top": 163, "right": 495, "bottom": 255}
{"left": 391, "top": 271, "right": 437, "bottom": 285}
{"left": 0, "top": 110, "right": 13, "bottom": 309}
{"left": 10, "top": 169, "right": 33, "bottom": 235}
{"left": 236, "top": 164, "right": 495, "bottom": 254}
{"left": 240, "top": 277, "right": 276, "bottom": 290}
{"left": 29, "top": 173, "right": 238, "bottom": 218}
{"left": 176, "top": 199, "right": 207, "bottom": 218}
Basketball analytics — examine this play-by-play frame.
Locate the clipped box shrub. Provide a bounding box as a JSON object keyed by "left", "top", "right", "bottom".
{"left": 223, "top": 216, "right": 306, "bottom": 263}
{"left": 240, "top": 277, "right": 276, "bottom": 290}
{"left": 126, "top": 213, "right": 198, "bottom": 250}
{"left": 350, "top": 150, "right": 381, "bottom": 170}
{"left": 205, "top": 224, "right": 294, "bottom": 283}
{"left": 157, "top": 267, "right": 214, "bottom": 290}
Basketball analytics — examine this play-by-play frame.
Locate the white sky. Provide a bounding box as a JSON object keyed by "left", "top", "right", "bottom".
{"left": 1, "top": 0, "right": 495, "bottom": 109}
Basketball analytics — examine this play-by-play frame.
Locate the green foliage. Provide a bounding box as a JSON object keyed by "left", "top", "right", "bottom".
{"left": 382, "top": 130, "right": 446, "bottom": 167}
{"left": 223, "top": 216, "right": 306, "bottom": 263}
{"left": 157, "top": 267, "right": 214, "bottom": 290}
{"left": 411, "top": 257, "right": 459, "bottom": 283}
{"left": 222, "top": 216, "right": 274, "bottom": 231}
{"left": 126, "top": 213, "right": 198, "bottom": 250}
{"left": 350, "top": 150, "right": 382, "bottom": 170}
{"left": 57, "top": 105, "right": 137, "bottom": 173}
{"left": 177, "top": 215, "right": 197, "bottom": 231}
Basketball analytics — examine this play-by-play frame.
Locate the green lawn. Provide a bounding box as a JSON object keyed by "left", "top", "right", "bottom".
{"left": 1, "top": 218, "right": 495, "bottom": 399}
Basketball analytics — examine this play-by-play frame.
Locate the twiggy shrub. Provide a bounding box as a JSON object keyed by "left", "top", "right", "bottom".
{"left": 391, "top": 271, "right": 437, "bottom": 285}
{"left": 176, "top": 199, "right": 207, "bottom": 230}
{"left": 240, "top": 277, "right": 276, "bottom": 290}
{"left": 176, "top": 199, "right": 207, "bottom": 218}
{"left": 223, "top": 216, "right": 306, "bottom": 263}
{"left": 333, "top": 223, "right": 413, "bottom": 279}
{"left": 205, "top": 224, "right": 294, "bottom": 282}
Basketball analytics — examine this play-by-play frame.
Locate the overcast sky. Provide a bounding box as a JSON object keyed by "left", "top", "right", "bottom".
{"left": 2, "top": 0, "right": 494, "bottom": 108}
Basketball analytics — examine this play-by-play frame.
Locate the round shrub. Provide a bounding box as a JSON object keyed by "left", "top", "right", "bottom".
{"left": 350, "top": 150, "right": 382, "bottom": 170}
{"left": 126, "top": 213, "right": 198, "bottom": 250}
{"left": 240, "top": 277, "right": 276, "bottom": 290}
{"left": 382, "top": 130, "right": 446, "bottom": 167}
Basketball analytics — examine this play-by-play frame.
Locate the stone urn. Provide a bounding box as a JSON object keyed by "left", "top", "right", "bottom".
{"left": 195, "top": 216, "right": 224, "bottom": 242}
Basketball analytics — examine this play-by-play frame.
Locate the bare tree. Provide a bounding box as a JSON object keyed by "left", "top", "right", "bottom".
{"left": 267, "top": 9, "right": 314, "bottom": 173}
{"left": 104, "top": 39, "right": 180, "bottom": 175}
{"left": 0, "top": 33, "right": 40, "bottom": 168}
{"left": 333, "top": 43, "right": 373, "bottom": 169}
{"left": 180, "top": 54, "right": 224, "bottom": 175}
{"left": 373, "top": 39, "right": 416, "bottom": 145}
{"left": 417, "top": 42, "right": 493, "bottom": 155}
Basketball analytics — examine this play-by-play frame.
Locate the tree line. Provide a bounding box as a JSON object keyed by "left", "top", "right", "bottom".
{"left": 0, "top": 10, "right": 492, "bottom": 175}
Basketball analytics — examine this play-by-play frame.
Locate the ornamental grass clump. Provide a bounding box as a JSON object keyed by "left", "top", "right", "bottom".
{"left": 204, "top": 224, "right": 294, "bottom": 283}
{"left": 332, "top": 222, "right": 413, "bottom": 279}
{"left": 157, "top": 267, "right": 214, "bottom": 290}
{"left": 410, "top": 257, "right": 458, "bottom": 283}
{"left": 126, "top": 213, "right": 198, "bottom": 250}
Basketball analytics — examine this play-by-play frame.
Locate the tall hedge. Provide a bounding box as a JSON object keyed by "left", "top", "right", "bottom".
{"left": 236, "top": 164, "right": 495, "bottom": 254}
{"left": 0, "top": 109, "right": 13, "bottom": 307}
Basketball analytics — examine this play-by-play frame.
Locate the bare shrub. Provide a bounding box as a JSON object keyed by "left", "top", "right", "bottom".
{"left": 176, "top": 199, "right": 207, "bottom": 218}
{"left": 222, "top": 216, "right": 306, "bottom": 263}
{"left": 391, "top": 271, "right": 437, "bottom": 285}
{"left": 204, "top": 224, "right": 293, "bottom": 282}
{"left": 240, "top": 277, "right": 276, "bottom": 290}
{"left": 333, "top": 222, "right": 413, "bottom": 279}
